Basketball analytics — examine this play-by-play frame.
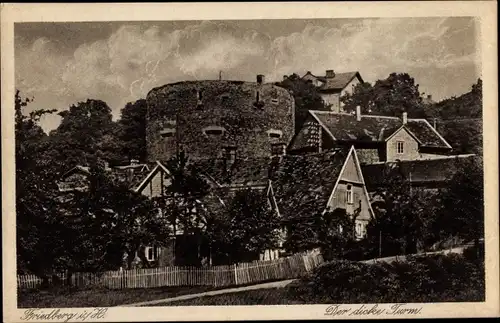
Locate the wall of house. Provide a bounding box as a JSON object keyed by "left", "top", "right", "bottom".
{"left": 386, "top": 128, "right": 420, "bottom": 161}
{"left": 340, "top": 77, "right": 361, "bottom": 108}
{"left": 326, "top": 152, "right": 372, "bottom": 239}
{"left": 146, "top": 80, "right": 295, "bottom": 162}
{"left": 138, "top": 168, "right": 171, "bottom": 198}
{"left": 320, "top": 92, "right": 341, "bottom": 112}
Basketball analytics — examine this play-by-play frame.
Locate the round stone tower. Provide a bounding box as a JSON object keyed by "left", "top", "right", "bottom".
{"left": 145, "top": 75, "right": 295, "bottom": 162}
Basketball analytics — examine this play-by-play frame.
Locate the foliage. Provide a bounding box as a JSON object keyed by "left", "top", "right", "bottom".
{"left": 15, "top": 90, "right": 63, "bottom": 277}
{"left": 276, "top": 74, "right": 326, "bottom": 133}
{"left": 341, "top": 73, "right": 426, "bottom": 117}
{"left": 437, "top": 118, "right": 483, "bottom": 155}
{"left": 157, "top": 149, "right": 211, "bottom": 236}
{"left": 283, "top": 204, "right": 358, "bottom": 260}
{"left": 366, "top": 162, "right": 439, "bottom": 257}
{"left": 290, "top": 251, "right": 484, "bottom": 303}
{"left": 45, "top": 99, "right": 120, "bottom": 175}
{"left": 115, "top": 99, "right": 148, "bottom": 163}
{"left": 425, "top": 78, "right": 482, "bottom": 120}
{"left": 434, "top": 156, "right": 484, "bottom": 245}
{"left": 209, "top": 189, "right": 281, "bottom": 264}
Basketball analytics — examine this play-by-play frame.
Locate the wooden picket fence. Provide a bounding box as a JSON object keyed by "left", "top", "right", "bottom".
{"left": 17, "top": 251, "right": 324, "bottom": 290}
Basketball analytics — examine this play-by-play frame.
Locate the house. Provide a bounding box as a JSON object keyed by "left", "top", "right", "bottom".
{"left": 288, "top": 107, "right": 453, "bottom": 164}
{"left": 302, "top": 69, "right": 364, "bottom": 112}
{"left": 271, "top": 146, "right": 374, "bottom": 241}
{"left": 133, "top": 145, "right": 374, "bottom": 266}
{"left": 57, "top": 160, "right": 151, "bottom": 193}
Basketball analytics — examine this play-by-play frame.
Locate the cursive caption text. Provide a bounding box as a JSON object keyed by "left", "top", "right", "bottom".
{"left": 325, "top": 304, "right": 423, "bottom": 317}
{"left": 21, "top": 308, "right": 108, "bottom": 322}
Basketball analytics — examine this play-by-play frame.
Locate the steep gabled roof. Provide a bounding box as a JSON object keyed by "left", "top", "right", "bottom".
{"left": 191, "top": 157, "right": 271, "bottom": 188}
{"left": 307, "top": 111, "right": 452, "bottom": 149}
{"left": 319, "top": 72, "right": 363, "bottom": 91}
{"left": 271, "top": 148, "right": 350, "bottom": 220}
{"left": 133, "top": 161, "right": 171, "bottom": 193}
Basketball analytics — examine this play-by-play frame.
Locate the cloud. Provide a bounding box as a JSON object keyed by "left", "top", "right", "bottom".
{"left": 15, "top": 18, "right": 480, "bottom": 132}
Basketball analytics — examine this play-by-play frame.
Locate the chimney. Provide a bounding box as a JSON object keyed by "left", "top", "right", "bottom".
{"left": 283, "top": 75, "right": 288, "bottom": 81}
{"left": 427, "top": 94, "right": 432, "bottom": 100}
{"left": 223, "top": 146, "right": 237, "bottom": 171}
{"left": 326, "top": 69, "right": 335, "bottom": 78}
{"left": 402, "top": 112, "right": 408, "bottom": 125}
{"left": 356, "top": 105, "right": 362, "bottom": 121}
{"left": 256, "top": 74, "right": 265, "bottom": 84}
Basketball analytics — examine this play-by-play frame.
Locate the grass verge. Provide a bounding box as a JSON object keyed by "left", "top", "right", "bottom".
{"left": 18, "top": 285, "right": 221, "bottom": 308}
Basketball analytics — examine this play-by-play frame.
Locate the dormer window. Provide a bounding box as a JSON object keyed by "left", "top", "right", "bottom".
{"left": 267, "top": 129, "right": 283, "bottom": 139}
{"left": 202, "top": 126, "right": 226, "bottom": 136}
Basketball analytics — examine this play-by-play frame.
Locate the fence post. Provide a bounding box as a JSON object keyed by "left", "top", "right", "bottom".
{"left": 234, "top": 263, "right": 238, "bottom": 285}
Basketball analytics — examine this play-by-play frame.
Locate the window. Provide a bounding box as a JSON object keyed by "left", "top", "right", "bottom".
{"left": 346, "top": 184, "right": 353, "bottom": 204}
{"left": 356, "top": 223, "right": 362, "bottom": 238}
{"left": 397, "top": 141, "right": 404, "bottom": 154}
{"left": 160, "top": 128, "right": 176, "bottom": 138}
{"left": 338, "top": 225, "right": 343, "bottom": 234}
{"left": 271, "top": 143, "right": 286, "bottom": 156}
{"left": 203, "top": 126, "right": 225, "bottom": 136}
{"left": 256, "top": 90, "right": 260, "bottom": 102}
{"left": 271, "top": 98, "right": 279, "bottom": 104}
{"left": 267, "top": 129, "right": 283, "bottom": 139}
{"left": 145, "top": 246, "right": 159, "bottom": 262}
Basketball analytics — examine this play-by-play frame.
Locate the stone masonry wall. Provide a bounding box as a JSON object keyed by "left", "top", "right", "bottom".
{"left": 146, "top": 80, "right": 295, "bottom": 162}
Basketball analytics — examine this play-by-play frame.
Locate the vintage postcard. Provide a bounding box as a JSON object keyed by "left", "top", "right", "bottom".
{"left": 2, "top": 1, "right": 498, "bottom": 322}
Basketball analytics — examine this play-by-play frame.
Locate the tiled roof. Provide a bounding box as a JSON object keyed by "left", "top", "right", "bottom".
{"left": 302, "top": 71, "right": 362, "bottom": 91}
{"left": 309, "top": 111, "right": 451, "bottom": 149}
{"left": 361, "top": 155, "right": 478, "bottom": 190}
{"left": 288, "top": 121, "right": 321, "bottom": 152}
{"left": 190, "top": 157, "right": 271, "bottom": 187}
{"left": 59, "top": 163, "right": 152, "bottom": 191}
{"left": 319, "top": 72, "right": 361, "bottom": 91}
{"left": 271, "top": 148, "right": 350, "bottom": 220}
{"left": 188, "top": 149, "right": 352, "bottom": 219}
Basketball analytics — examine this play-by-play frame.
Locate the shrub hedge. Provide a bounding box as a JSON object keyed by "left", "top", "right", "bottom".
{"left": 289, "top": 246, "right": 485, "bottom": 303}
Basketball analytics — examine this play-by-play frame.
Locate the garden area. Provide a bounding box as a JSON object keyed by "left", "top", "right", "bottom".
{"left": 158, "top": 245, "right": 484, "bottom": 306}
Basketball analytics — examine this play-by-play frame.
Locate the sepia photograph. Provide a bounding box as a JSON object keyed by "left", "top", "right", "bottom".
{"left": 2, "top": 2, "right": 498, "bottom": 321}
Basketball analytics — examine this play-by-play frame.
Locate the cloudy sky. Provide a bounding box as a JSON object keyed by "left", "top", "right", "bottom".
{"left": 15, "top": 17, "right": 480, "bottom": 132}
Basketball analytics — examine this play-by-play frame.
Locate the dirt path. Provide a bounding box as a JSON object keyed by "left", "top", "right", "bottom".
{"left": 119, "top": 279, "right": 297, "bottom": 307}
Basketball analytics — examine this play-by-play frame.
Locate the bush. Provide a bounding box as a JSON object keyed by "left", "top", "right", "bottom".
{"left": 290, "top": 252, "right": 485, "bottom": 303}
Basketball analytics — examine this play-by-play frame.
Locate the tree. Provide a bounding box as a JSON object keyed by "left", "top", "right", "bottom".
{"left": 317, "top": 208, "right": 358, "bottom": 261}
{"left": 115, "top": 99, "right": 148, "bottom": 163}
{"left": 341, "top": 73, "right": 426, "bottom": 118}
{"left": 15, "top": 90, "right": 65, "bottom": 281}
{"left": 46, "top": 99, "right": 121, "bottom": 175}
{"left": 210, "top": 189, "right": 281, "bottom": 264}
{"left": 59, "top": 162, "right": 170, "bottom": 277}
{"left": 154, "top": 149, "right": 211, "bottom": 265}
{"left": 437, "top": 156, "right": 484, "bottom": 246}
{"left": 276, "top": 74, "right": 325, "bottom": 133}
{"left": 365, "top": 162, "right": 436, "bottom": 257}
